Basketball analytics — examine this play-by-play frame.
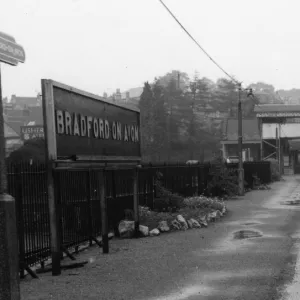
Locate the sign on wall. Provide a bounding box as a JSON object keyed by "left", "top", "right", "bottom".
{"left": 41, "top": 80, "right": 141, "bottom": 161}
{"left": 20, "top": 125, "right": 44, "bottom": 141}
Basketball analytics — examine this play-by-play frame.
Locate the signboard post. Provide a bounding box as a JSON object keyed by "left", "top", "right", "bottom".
{"left": 42, "top": 79, "right": 141, "bottom": 273}
{"left": 0, "top": 31, "right": 25, "bottom": 299}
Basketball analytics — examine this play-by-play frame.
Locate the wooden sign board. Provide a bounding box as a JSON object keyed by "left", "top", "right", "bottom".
{"left": 41, "top": 80, "right": 141, "bottom": 162}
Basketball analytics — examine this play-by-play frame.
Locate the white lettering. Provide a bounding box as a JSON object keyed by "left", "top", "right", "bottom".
{"left": 134, "top": 126, "right": 139, "bottom": 142}
{"left": 117, "top": 122, "right": 122, "bottom": 140}
{"left": 65, "top": 111, "right": 72, "bottom": 135}
{"left": 99, "top": 119, "right": 104, "bottom": 138}
{"left": 87, "top": 116, "right": 93, "bottom": 137}
{"left": 131, "top": 126, "right": 135, "bottom": 142}
{"left": 124, "top": 125, "right": 128, "bottom": 142}
{"left": 104, "top": 120, "right": 110, "bottom": 139}
{"left": 80, "top": 115, "right": 87, "bottom": 136}
{"left": 93, "top": 118, "right": 99, "bottom": 138}
{"left": 112, "top": 122, "right": 117, "bottom": 140}
{"left": 56, "top": 110, "right": 64, "bottom": 134}
{"left": 73, "top": 114, "right": 80, "bottom": 136}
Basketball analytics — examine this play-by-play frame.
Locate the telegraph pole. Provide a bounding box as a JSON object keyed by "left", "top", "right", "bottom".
{"left": 237, "top": 83, "right": 244, "bottom": 196}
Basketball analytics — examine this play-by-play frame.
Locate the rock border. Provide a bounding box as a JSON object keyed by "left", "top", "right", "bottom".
{"left": 118, "top": 204, "right": 228, "bottom": 238}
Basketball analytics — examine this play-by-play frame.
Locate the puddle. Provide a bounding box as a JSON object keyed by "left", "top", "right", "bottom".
{"left": 233, "top": 230, "right": 263, "bottom": 240}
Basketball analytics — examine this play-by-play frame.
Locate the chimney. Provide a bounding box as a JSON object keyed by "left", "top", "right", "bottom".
{"left": 11, "top": 94, "right": 16, "bottom": 103}
{"left": 115, "top": 89, "right": 122, "bottom": 102}
{"left": 103, "top": 92, "right": 108, "bottom": 99}
{"left": 126, "top": 92, "right": 130, "bottom": 102}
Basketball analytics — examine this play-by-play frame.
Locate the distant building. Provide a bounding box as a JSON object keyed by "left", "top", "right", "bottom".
{"left": 3, "top": 94, "right": 44, "bottom": 137}
{"left": 221, "top": 118, "right": 261, "bottom": 161}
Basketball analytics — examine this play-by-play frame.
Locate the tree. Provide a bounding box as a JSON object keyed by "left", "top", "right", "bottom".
{"left": 7, "top": 138, "right": 45, "bottom": 163}
{"left": 156, "top": 70, "right": 189, "bottom": 91}
{"left": 139, "top": 81, "right": 168, "bottom": 161}
{"left": 215, "top": 78, "right": 237, "bottom": 116}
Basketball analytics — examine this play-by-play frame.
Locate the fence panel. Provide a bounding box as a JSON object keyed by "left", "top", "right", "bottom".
{"left": 7, "top": 163, "right": 50, "bottom": 271}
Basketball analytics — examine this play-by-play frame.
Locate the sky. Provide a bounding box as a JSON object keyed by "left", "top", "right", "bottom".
{"left": 0, "top": 0, "right": 300, "bottom": 98}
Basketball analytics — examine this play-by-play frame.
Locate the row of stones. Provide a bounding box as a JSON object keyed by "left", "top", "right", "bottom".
{"left": 118, "top": 205, "right": 227, "bottom": 238}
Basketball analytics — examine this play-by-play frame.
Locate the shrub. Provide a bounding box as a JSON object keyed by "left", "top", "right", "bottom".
{"left": 183, "top": 196, "right": 224, "bottom": 211}
{"left": 153, "top": 171, "right": 184, "bottom": 212}
{"left": 206, "top": 158, "right": 239, "bottom": 197}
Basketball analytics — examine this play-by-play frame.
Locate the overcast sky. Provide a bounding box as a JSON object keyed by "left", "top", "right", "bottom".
{"left": 0, "top": 0, "right": 299, "bottom": 98}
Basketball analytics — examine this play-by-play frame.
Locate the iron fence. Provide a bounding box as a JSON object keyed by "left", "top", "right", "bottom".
{"left": 7, "top": 160, "right": 271, "bottom": 276}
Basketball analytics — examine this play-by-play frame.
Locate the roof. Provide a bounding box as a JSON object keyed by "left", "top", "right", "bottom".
{"left": 4, "top": 122, "right": 20, "bottom": 139}
{"left": 222, "top": 118, "right": 261, "bottom": 141}
{"left": 121, "top": 87, "right": 143, "bottom": 100}
{"left": 254, "top": 104, "right": 300, "bottom": 113}
{"left": 11, "top": 95, "right": 40, "bottom": 107}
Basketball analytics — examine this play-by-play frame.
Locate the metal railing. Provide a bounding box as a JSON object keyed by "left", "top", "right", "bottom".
{"left": 6, "top": 160, "right": 271, "bottom": 276}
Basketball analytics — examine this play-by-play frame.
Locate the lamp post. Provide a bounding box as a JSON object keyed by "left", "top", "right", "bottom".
{"left": 0, "top": 31, "right": 25, "bottom": 300}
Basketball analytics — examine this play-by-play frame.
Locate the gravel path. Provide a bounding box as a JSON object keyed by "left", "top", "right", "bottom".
{"left": 20, "top": 176, "right": 300, "bottom": 300}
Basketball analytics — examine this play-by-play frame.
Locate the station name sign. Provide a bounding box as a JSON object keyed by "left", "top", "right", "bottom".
{"left": 56, "top": 110, "right": 139, "bottom": 143}
{"left": 42, "top": 80, "right": 141, "bottom": 161}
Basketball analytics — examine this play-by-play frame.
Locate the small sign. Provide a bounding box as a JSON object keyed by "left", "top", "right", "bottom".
{"left": 20, "top": 125, "right": 44, "bottom": 141}
{"left": 42, "top": 80, "right": 141, "bottom": 161}
{"left": 0, "top": 31, "right": 25, "bottom": 65}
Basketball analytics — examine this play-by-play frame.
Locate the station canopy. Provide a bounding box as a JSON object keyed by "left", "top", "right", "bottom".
{"left": 254, "top": 104, "right": 300, "bottom": 118}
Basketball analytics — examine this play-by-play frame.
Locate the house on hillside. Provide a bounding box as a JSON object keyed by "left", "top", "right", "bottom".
{"left": 221, "top": 118, "right": 261, "bottom": 161}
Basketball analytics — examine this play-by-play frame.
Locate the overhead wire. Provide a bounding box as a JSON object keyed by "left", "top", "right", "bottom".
{"left": 158, "top": 0, "right": 240, "bottom": 85}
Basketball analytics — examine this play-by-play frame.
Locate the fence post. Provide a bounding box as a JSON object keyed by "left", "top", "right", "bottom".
{"left": 133, "top": 167, "right": 139, "bottom": 238}
{"left": 197, "top": 164, "right": 201, "bottom": 196}
{"left": 47, "top": 163, "right": 61, "bottom": 276}
{"left": 86, "top": 170, "right": 93, "bottom": 247}
{"left": 100, "top": 169, "right": 109, "bottom": 254}
{"left": 15, "top": 164, "right": 25, "bottom": 278}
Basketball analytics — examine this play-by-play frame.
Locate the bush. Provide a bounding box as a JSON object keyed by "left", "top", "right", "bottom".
{"left": 183, "top": 196, "right": 224, "bottom": 211}
{"left": 267, "top": 159, "right": 280, "bottom": 181}
{"left": 153, "top": 171, "right": 184, "bottom": 212}
{"left": 206, "top": 158, "right": 239, "bottom": 197}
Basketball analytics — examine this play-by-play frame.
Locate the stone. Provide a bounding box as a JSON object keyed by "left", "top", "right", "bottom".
{"left": 118, "top": 220, "right": 135, "bottom": 238}
{"left": 198, "top": 216, "right": 208, "bottom": 228}
{"left": 215, "top": 210, "right": 222, "bottom": 219}
{"left": 208, "top": 211, "right": 217, "bottom": 222}
{"left": 187, "top": 219, "right": 193, "bottom": 229}
{"left": 158, "top": 221, "right": 170, "bottom": 232}
{"left": 222, "top": 206, "right": 227, "bottom": 215}
{"left": 139, "top": 225, "right": 149, "bottom": 237}
{"left": 150, "top": 228, "right": 160, "bottom": 237}
{"left": 177, "top": 215, "right": 188, "bottom": 230}
{"left": 171, "top": 219, "right": 181, "bottom": 230}
{"left": 189, "top": 218, "right": 201, "bottom": 228}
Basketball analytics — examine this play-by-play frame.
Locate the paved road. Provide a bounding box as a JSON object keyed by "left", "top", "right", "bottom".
{"left": 21, "top": 176, "right": 300, "bottom": 300}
